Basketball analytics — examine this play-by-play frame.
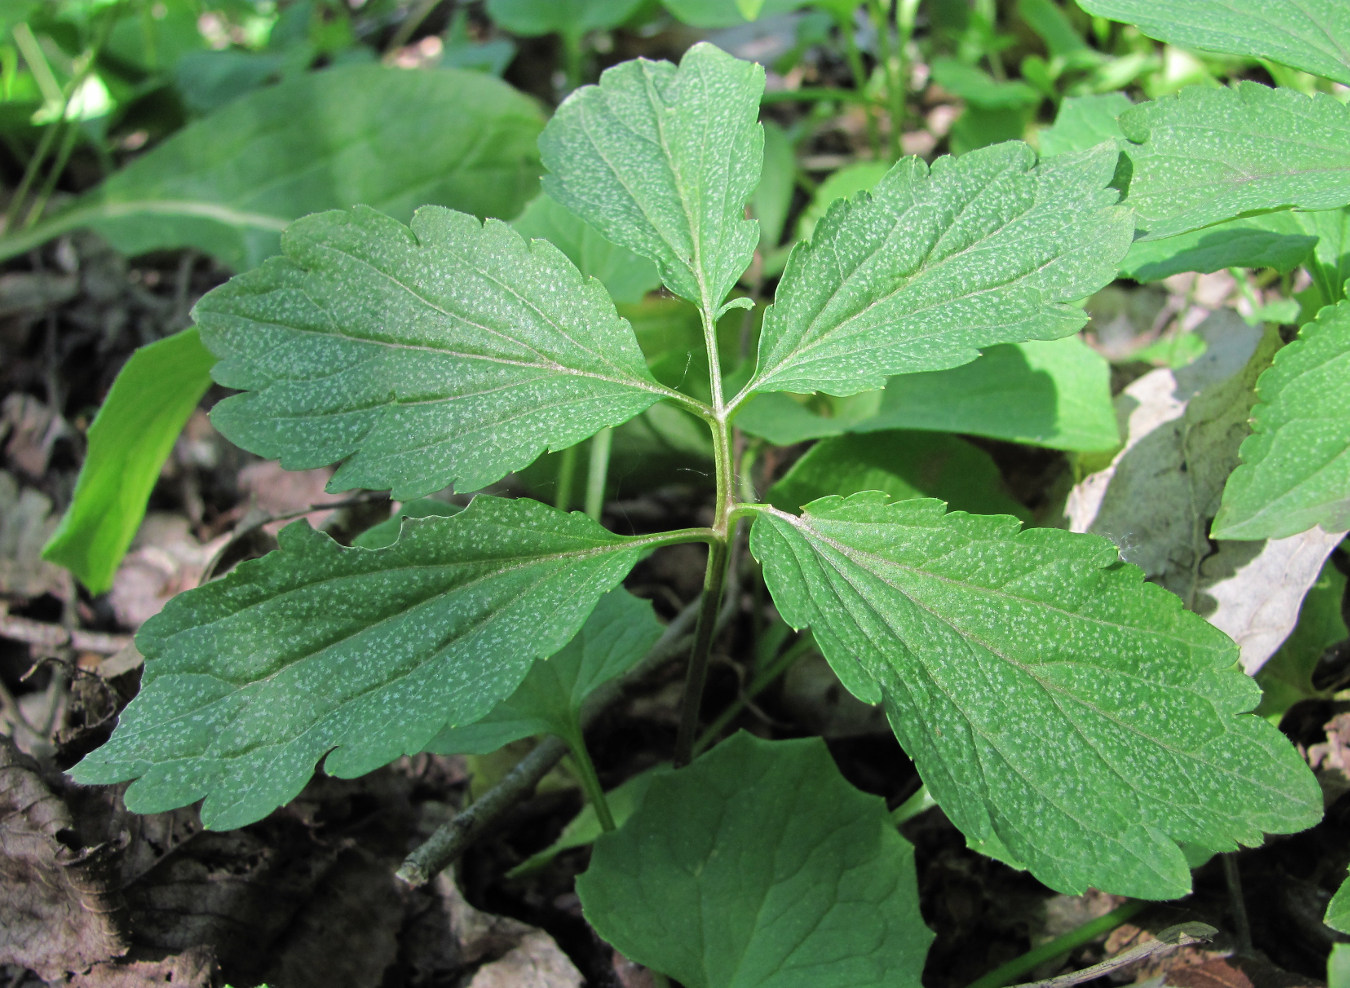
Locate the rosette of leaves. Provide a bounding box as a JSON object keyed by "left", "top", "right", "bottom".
{"left": 73, "top": 41, "right": 1320, "bottom": 979}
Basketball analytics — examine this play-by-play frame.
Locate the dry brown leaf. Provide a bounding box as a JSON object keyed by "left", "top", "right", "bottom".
{"left": 467, "top": 931, "right": 584, "bottom": 988}
{"left": 0, "top": 470, "right": 67, "bottom": 600}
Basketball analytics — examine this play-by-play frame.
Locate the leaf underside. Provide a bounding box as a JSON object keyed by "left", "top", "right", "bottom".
{"left": 196, "top": 205, "right": 665, "bottom": 500}
{"left": 1213, "top": 299, "right": 1350, "bottom": 540}
{"left": 744, "top": 141, "right": 1132, "bottom": 398}
{"left": 539, "top": 41, "right": 764, "bottom": 311}
{"left": 750, "top": 494, "right": 1322, "bottom": 899}
{"left": 1074, "top": 0, "right": 1350, "bottom": 86}
{"left": 579, "top": 733, "right": 933, "bottom": 988}
{"left": 1120, "top": 83, "right": 1350, "bottom": 241}
{"left": 69, "top": 497, "right": 643, "bottom": 829}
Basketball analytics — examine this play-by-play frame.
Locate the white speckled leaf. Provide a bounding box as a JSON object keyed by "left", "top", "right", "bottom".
{"left": 1213, "top": 299, "right": 1350, "bottom": 540}
{"left": 1120, "top": 84, "right": 1350, "bottom": 241}
{"left": 539, "top": 42, "right": 763, "bottom": 312}
{"left": 68, "top": 496, "right": 645, "bottom": 829}
{"left": 742, "top": 142, "right": 1131, "bottom": 399}
{"left": 1075, "top": 0, "right": 1350, "bottom": 86}
{"left": 196, "top": 205, "right": 670, "bottom": 500}
{"left": 578, "top": 733, "right": 933, "bottom": 988}
{"left": 749, "top": 494, "right": 1322, "bottom": 899}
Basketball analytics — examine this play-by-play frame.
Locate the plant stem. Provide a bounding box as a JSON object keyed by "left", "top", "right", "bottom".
{"left": 964, "top": 900, "right": 1147, "bottom": 988}
{"left": 673, "top": 536, "right": 729, "bottom": 767}
{"left": 584, "top": 427, "right": 612, "bottom": 521}
{"left": 836, "top": 9, "right": 881, "bottom": 157}
{"left": 566, "top": 738, "right": 616, "bottom": 832}
{"left": 691, "top": 631, "right": 813, "bottom": 756}
{"left": 554, "top": 444, "right": 578, "bottom": 512}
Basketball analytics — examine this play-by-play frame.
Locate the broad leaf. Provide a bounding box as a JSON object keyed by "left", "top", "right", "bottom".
{"left": 486, "top": 0, "right": 646, "bottom": 35}
{"left": 660, "top": 0, "right": 814, "bottom": 27}
{"left": 737, "top": 337, "right": 1119, "bottom": 452}
{"left": 512, "top": 193, "right": 662, "bottom": 305}
{"left": 1213, "top": 300, "right": 1350, "bottom": 540}
{"left": 539, "top": 42, "right": 764, "bottom": 312}
{"left": 1120, "top": 212, "right": 1317, "bottom": 282}
{"left": 69, "top": 497, "right": 646, "bottom": 829}
{"left": 1296, "top": 207, "right": 1350, "bottom": 307}
{"left": 1120, "top": 84, "right": 1350, "bottom": 241}
{"left": 1329, "top": 871, "right": 1350, "bottom": 934}
{"left": 768, "top": 431, "right": 1031, "bottom": 522}
{"left": 1074, "top": 0, "right": 1350, "bottom": 85}
{"left": 423, "top": 589, "right": 663, "bottom": 754}
{"left": 750, "top": 494, "right": 1322, "bottom": 898}
{"left": 197, "top": 205, "right": 672, "bottom": 500}
{"left": 1038, "top": 93, "right": 1130, "bottom": 157}
{"left": 42, "top": 328, "right": 215, "bottom": 594}
{"left": 741, "top": 142, "right": 1131, "bottom": 399}
{"left": 578, "top": 733, "right": 933, "bottom": 987}
{"left": 1, "top": 64, "right": 544, "bottom": 270}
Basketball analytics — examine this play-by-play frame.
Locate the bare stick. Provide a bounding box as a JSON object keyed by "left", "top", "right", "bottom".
{"left": 1005, "top": 923, "right": 1218, "bottom": 988}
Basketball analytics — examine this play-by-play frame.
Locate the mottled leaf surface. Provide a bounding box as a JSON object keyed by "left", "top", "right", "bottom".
{"left": 423, "top": 590, "right": 663, "bottom": 754}
{"left": 43, "top": 328, "right": 215, "bottom": 594}
{"left": 750, "top": 494, "right": 1322, "bottom": 898}
{"left": 741, "top": 143, "right": 1131, "bottom": 399}
{"left": 1121, "top": 212, "right": 1317, "bottom": 281}
{"left": 1075, "top": 0, "right": 1350, "bottom": 85}
{"left": 1213, "top": 300, "right": 1350, "bottom": 540}
{"left": 1038, "top": 93, "right": 1130, "bottom": 157}
{"left": 197, "top": 206, "right": 670, "bottom": 500}
{"left": 539, "top": 42, "right": 763, "bottom": 311}
{"left": 1120, "top": 84, "right": 1350, "bottom": 241}
{"left": 512, "top": 194, "right": 661, "bottom": 304}
{"left": 69, "top": 497, "right": 645, "bottom": 829}
{"left": 579, "top": 734, "right": 932, "bottom": 987}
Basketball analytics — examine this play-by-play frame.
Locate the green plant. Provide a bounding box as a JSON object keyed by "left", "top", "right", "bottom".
{"left": 62, "top": 31, "right": 1336, "bottom": 980}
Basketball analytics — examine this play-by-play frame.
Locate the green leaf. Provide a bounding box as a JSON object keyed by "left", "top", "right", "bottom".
{"left": 1329, "top": 871, "right": 1350, "bottom": 934}
{"left": 1255, "top": 559, "right": 1348, "bottom": 721}
{"left": 1212, "top": 300, "right": 1350, "bottom": 540}
{"left": 1332, "top": 944, "right": 1350, "bottom": 988}
{"left": 737, "top": 337, "right": 1119, "bottom": 453}
{"left": 486, "top": 0, "right": 646, "bottom": 35}
{"left": 578, "top": 733, "right": 933, "bottom": 987}
{"left": 1120, "top": 212, "right": 1317, "bottom": 282}
{"left": 931, "top": 56, "right": 1041, "bottom": 109}
{"left": 753, "top": 120, "right": 796, "bottom": 253}
{"left": 1073, "top": 0, "right": 1350, "bottom": 85}
{"left": 1295, "top": 207, "right": 1350, "bottom": 307}
{"left": 539, "top": 42, "right": 764, "bottom": 312}
{"left": 768, "top": 431, "right": 1031, "bottom": 522}
{"left": 197, "top": 205, "right": 673, "bottom": 500}
{"left": 1038, "top": 93, "right": 1130, "bottom": 157}
{"left": 749, "top": 494, "right": 1322, "bottom": 898}
{"left": 1, "top": 64, "right": 544, "bottom": 270}
{"left": 512, "top": 193, "right": 661, "bottom": 305}
{"left": 422, "top": 589, "right": 663, "bottom": 754}
{"left": 741, "top": 142, "right": 1131, "bottom": 399}
{"left": 69, "top": 496, "right": 646, "bottom": 829}
{"left": 660, "top": 0, "right": 809, "bottom": 27}
{"left": 41, "top": 328, "right": 215, "bottom": 594}
{"left": 351, "top": 499, "right": 462, "bottom": 550}
{"left": 1120, "top": 84, "right": 1350, "bottom": 241}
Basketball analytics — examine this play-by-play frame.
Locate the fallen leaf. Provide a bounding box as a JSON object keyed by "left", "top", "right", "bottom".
{"left": 467, "top": 931, "right": 584, "bottom": 988}
{"left": 0, "top": 470, "right": 67, "bottom": 599}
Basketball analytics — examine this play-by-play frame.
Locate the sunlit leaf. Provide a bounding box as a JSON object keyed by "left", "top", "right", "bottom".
{"left": 579, "top": 733, "right": 933, "bottom": 987}
{"left": 512, "top": 193, "right": 661, "bottom": 305}
{"left": 1038, "top": 93, "right": 1129, "bottom": 157}
{"left": 42, "top": 328, "right": 215, "bottom": 594}
{"left": 69, "top": 497, "right": 646, "bottom": 829}
{"left": 1213, "top": 299, "right": 1350, "bottom": 540}
{"left": 539, "top": 42, "right": 764, "bottom": 312}
{"left": 750, "top": 494, "right": 1322, "bottom": 898}
{"left": 1120, "top": 213, "right": 1317, "bottom": 282}
{"left": 742, "top": 142, "right": 1130, "bottom": 399}
{"left": 1120, "top": 84, "right": 1350, "bottom": 241}
{"left": 198, "top": 205, "right": 671, "bottom": 500}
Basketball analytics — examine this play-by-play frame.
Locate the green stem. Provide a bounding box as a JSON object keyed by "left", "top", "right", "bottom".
{"left": 964, "top": 900, "right": 1147, "bottom": 988}
{"left": 868, "top": 0, "right": 905, "bottom": 161}
{"left": 836, "top": 11, "right": 881, "bottom": 157}
{"left": 554, "top": 444, "right": 578, "bottom": 512}
{"left": 584, "top": 427, "right": 612, "bottom": 522}
{"left": 890, "top": 783, "right": 935, "bottom": 825}
{"left": 673, "top": 535, "right": 730, "bottom": 767}
{"left": 566, "top": 735, "right": 616, "bottom": 832}
{"left": 560, "top": 28, "right": 585, "bottom": 94}
{"left": 692, "top": 632, "right": 815, "bottom": 757}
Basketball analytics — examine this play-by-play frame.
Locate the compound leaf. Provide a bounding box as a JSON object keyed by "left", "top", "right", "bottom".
{"left": 750, "top": 494, "right": 1322, "bottom": 899}
{"left": 42, "top": 328, "right": 215, "bottom": 594}
{"left": 578, "top": 733, "right": 933, "bottom": 987}
{"left": 69, "top": 496, "right": 645, "bottom": 829}
{"left": 1074, "top": 0, "right": 1350, "bottom": 86}
{"left": 742, "top": 142, "right": 1131, "bottom": 399}
{"left": 539, "top": 42, "right": 764, "bottom": 312}
{"left": 423, "top": 589, "right": 663, "bottom": 755}
{"left": 1120, "top": 83, "right": 1350, "bottom": 241}
{"left": 1212, "top": 299, "right": 1350, "bottom": 540}
{"left": 197, "top": 205, "right": 672, "bottom": 500}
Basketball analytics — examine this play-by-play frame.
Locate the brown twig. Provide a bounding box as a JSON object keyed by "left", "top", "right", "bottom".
{"left": 1005, "top": 923, "right": 1219, "bottom": 988}
{"left": 0, "top": 602, "right": 131, "bottom": 655}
